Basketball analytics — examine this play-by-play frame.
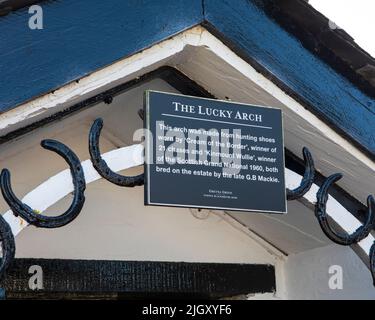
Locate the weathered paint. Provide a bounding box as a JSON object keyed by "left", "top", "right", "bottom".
{"left": 0, "top": 0, "right": 374, "bottom": 156}
{"left": 0, "top": 0, "right": 202, "bottom": 109}
{"left": 2, "top": 258, "right": 276, "bottom": 298}
{"left": 203, "top": 0, "right": 375, "bottom": 157}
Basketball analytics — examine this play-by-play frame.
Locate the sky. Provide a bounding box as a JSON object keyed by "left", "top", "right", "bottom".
{"left": 309, "top": 0, "right": 375, "bottom": 57}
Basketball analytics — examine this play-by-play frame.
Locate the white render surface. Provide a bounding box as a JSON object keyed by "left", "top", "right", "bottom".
{"left": 284, "top": 245, "right": 375, "bottom": 299}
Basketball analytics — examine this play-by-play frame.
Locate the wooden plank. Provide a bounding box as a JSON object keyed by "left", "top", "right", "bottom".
{"left": 0, "top": 0, "right": 202, "bottom": 110}
{"left": 203, "top": 0, "right": 375, "bottom": 157}
{"left": 1, "top": 259, "right": 276, "bottom": 299}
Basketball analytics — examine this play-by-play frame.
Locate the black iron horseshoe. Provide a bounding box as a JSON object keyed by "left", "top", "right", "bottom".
{"left": 315, "top": 173, "right": 375, "bottom": 245}
{"left": 370, "top": 241, "right": 375, "bottom": 286}
{"left": 0, "top": 140, "right": 86, "bottom": 228}
{"left": 89, "top": 118, "right": 144, "bottom": 187}
{"left": 0, "top": 214, "right": 15, "bottom": 281}
{"left": 287, "top": 147, "right": 315, "bottom": 201}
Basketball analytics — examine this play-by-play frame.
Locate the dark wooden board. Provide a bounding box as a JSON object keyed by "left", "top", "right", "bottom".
{"left": 1, "top": 259, "right": 276, "bottom": 299}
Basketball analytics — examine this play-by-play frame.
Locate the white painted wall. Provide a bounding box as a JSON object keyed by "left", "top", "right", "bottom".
{"left": 284, "top": 245, "right": 375, "bottom": 299}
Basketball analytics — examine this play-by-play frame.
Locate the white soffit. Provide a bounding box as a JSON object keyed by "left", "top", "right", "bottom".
{"left": 0, "top": 26, "right": 373, "bottom": 204}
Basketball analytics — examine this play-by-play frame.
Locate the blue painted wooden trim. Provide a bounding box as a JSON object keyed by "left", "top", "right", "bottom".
{"left": 204, "top": 0, "right": 375, "bottom": 157}
{"left": 0, "top": 0, "right": 202, "bottom": 110}
{"left": 0, "top": 0, "right": 374, "bottom": 156}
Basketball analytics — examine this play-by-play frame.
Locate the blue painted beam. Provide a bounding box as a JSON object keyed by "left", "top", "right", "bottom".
{"left": 0, "top": 0, "right": 374, "bottom": 156}
{"left": 0, "top": 0, "right": 202, "bottom": 110}
{"left": 204, "top": 0, "right": 375, "bottom": 157}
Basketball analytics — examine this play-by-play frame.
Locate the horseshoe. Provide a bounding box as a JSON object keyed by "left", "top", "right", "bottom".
{"left": 0, "top": 140, "right": 86, "bottom": 228}
{"left": 370, "top": 241, "right": 375, "bottom": 286}
{"left": 315, "top": 173, "right": 375, "bottom": 245}
{"left": 287, "top": 147, "right": 315, "bottom": 200}
{"left": 138, "top": 109, "right": 145, "bottom": 121}
{"left": 0, "top": 214, "right": 15, "bottom": 281}
{"left": 89, "top": 118, "right": 144, "bottom": 187}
